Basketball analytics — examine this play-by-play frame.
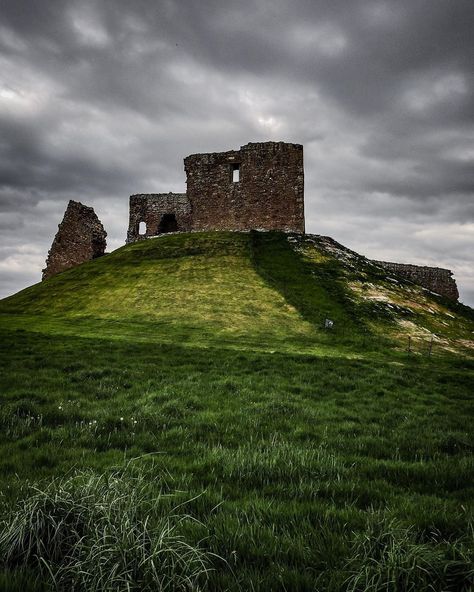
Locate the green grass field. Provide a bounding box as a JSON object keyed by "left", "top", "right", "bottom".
{"left": 1, "top": 231, "right": 473, "bottom": 591}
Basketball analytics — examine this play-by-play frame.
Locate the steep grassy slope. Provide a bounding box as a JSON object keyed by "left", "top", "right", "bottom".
{"left": 0, "top": 232, "right": 473, "bottom": 591}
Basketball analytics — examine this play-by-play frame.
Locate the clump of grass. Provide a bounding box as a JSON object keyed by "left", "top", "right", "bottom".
{"left": 0, "top": 406, "right": 43, "bottom": 439}
{"left": 343, "top": 515, "right": 474, "bottom": 592}
{"left": 0, "top": 467, "right": 213, "bottom": 591}
{"left": 206, "top": 437, "right": 346, "bottom": 487}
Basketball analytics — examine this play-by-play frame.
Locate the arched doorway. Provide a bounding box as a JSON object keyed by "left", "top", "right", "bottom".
{"left": 158, "top": 213, "right": 178, "bottom": 233}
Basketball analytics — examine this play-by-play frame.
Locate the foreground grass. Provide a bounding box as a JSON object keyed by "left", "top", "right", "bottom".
{"left": 1, "top": 328, "right": 473, "bottom": 590}
{"left": 0, "top": 466, "right": 212, "bottom": 592}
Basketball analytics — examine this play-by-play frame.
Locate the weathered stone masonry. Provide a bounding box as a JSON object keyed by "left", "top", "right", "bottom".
{"left": 43, "top": 200, "right": 106, "bottom": 280}
{"left": 184, "top": 142, "right": 304, "bottom": 233}
{"left": 373, "top": 261, "right": 459, "bottom": 301}
{"left": 126, "top": 141, "right": 304, "bottom": 243}
{"left": 126, "top": 193, "right": 191, "bottom": 243}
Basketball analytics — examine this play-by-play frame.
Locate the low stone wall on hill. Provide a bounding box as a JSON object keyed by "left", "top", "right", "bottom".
{"left": 373, "top": 261, "right": 459, "bottom": 301}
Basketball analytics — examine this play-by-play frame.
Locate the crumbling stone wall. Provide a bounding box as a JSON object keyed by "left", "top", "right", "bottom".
{"left": 373, "top": 261, "right": 459, "bottom": 301}
{"left": 126, "top": 193, "right": 191, "bottom": 243}
{"left": 184, "top": 142, "right": 304, "bottom": 233}
{"left": 43, "top": 200, "right": 106, "bottom": 280}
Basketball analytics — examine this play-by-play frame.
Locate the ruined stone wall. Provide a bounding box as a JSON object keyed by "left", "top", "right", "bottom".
{"left": 126, "top": 193, "right": 192, "bottom": 243}
{"left": 373, "top": 261, "right": 459, "bottom": 301}
{"left": 184, "top": 141, "right": 304, "bottom": 233}
{"left": 43, "top": 200, "right": 106, "bottom": 280}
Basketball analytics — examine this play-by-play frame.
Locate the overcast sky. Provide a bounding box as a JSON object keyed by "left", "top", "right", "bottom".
{"left": 1, "top": 0, "right": 473, "bottom": 305}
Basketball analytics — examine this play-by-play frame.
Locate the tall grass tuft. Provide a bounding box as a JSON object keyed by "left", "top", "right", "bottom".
{"left": 343, "top": 515, "right": 474, "bottom": 592}
{"left": 0, "top": 468, "right": 213, "bottom": 591}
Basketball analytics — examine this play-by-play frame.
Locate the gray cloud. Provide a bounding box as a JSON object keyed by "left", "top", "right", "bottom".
{"left": 1, "top": 0, "right": 473, "bottom": 305}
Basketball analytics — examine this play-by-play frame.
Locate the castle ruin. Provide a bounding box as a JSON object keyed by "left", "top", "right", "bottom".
{"left": 126, "top": 141, "right": 304, "bottom": 242}
{"left": 41, "top": 140, "right": 460, "bottom": 302}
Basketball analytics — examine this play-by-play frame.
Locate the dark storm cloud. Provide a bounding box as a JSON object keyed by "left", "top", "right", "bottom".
{"left": 0, "top": 0, "right": 473, "bottom": 304}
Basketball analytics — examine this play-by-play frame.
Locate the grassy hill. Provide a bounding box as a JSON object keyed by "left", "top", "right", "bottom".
{"left": 0, "top": 231, "right": 473, "bottom": 591}
{"left": 1, "top": 231, "right": 472, "bottom": 355}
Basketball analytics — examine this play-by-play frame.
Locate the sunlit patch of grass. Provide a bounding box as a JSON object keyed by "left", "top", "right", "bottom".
{"left": 0, "top": 233, "right": 324, "bottom": 354}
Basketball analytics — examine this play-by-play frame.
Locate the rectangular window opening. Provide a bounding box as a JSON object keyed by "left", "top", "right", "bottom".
{"left": 232, "top": 164, "right": 240, "bottom": 183}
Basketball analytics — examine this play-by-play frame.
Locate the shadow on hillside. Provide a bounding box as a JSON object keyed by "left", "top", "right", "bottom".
{"left": 249, "top": 231, "right": 379, "bottom": 350}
